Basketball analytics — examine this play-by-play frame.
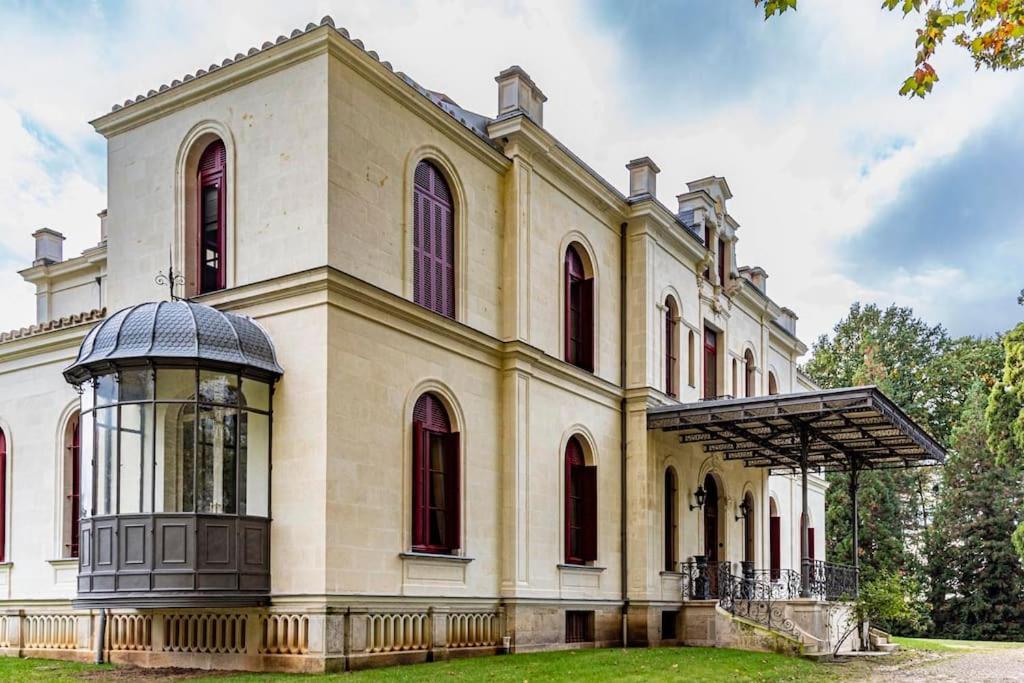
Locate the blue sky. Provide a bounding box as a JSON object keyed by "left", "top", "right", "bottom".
{"left": 0, "top": 0, "right": 1020, "bottom": 347}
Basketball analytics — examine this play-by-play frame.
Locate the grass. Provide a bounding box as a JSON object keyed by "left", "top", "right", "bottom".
{"left": 891, "top": 636, "right": 1024, "bottom": 653}
{"left": 0, "top": 657, "right": 114, "bottom": 681}
{"left": 0, "top": 647, "right": 833, "bottom": 682}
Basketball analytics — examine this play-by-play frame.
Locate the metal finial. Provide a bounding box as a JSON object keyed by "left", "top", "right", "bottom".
{"left": 154, "top": 248, "right": 186, "bottom": 300}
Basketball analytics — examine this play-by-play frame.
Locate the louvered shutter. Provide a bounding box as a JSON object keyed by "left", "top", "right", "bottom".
{"left": 564, "top": 256, "right": 573, "bottom": 361}
{"left": 807, "top": 527, "right": 816, "bottom": 561}
{"left": 579, "top": 278, "right": 595, "bottom": 372}
{"left": 0, "top": 430, "right": 5, "bottom": 562}
{"left": 443, "top": 432, "right": 461, "bottom": 551}
{"left": 581, "top": 465, "right": 598, "bottom": 562}
{"left": 413, "top": 162, "right": 455, "bottom": 318}
{"left": 412, "top": 420, "right": 427, "bottom": 548}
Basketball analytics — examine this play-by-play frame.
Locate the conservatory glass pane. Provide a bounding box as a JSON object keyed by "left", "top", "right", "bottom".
{"left": 94, "top": 407, "right": 117, "bottom": 516}
{"left": 241, "top": 412, "right": 269, "bottom": 517}
{"left": 156, "top": 369, "right": 195, "bottom": 402}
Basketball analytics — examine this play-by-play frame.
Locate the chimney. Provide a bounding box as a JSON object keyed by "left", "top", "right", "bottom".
{"left": 98, "top": 209, "right": 108, "bottom": 244}
{"left": 740, "top": 266, "right": 768, "bottom": 294}
{"left": 32, "top": 228, "right": 65, "bottom": 266}
{"left": 626, "top": 157, "right": 660, "bottom": 199}
{"left": 778, "top": 307, "right": 798, "bottom": 336}
{"left": 495, "top": 66, "right": 547, "bottom": 126}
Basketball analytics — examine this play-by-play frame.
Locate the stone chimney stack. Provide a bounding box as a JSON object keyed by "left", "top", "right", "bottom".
{"left": 98, "top": 209, "right": 108, "bottom": 244}
{"left": 740, "top": 266, "right": 768, "bottom": 294}
{"left": 626, "top": 157, "right": 660, "bottom": 199}
{"left": 778, "top": 307, "right": 798, "bottom": 336}
{"left": 32, "top": 228, "right": 65, "bottom": 266}
{"left": 495, "top": 66, "right": 547, "bottom": 125}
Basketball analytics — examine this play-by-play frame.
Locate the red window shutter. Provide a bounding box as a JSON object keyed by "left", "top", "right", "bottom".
{"left": 579, "top": 278, "right": 595, "bottom": 372}
{"left": 443, "top": 432, "right": 461, "bottom": 551}
{"left": 197, "top": 140, "right": 227, "bottom": 294}
{"left": 564, "top": 255, "right": 573, "bottom": 361}
{"left": 808, "top": 527, "right": 816, "bottom": 561}
{"left": 703, "top": 327, "right": 718, "bottom": 399}
{"left": 581, "top": 465, "right": 598, "bottom": 562}
{"left": 412, "top": 420, "right": 427, "bottom": 548}
{"left": 717, "top": 238, "right": 726, "bottom": 285}
{"left": 413, "top": 162, "right": 455, "bottom": 318}
{"left": 0, "top": 429, "right": 5, "bottom": 563}
{"left": 770, "top": 516, "right": 781, "bottom": 580}
{"left": 70, "top": 416, "right": 81, "bottom": 559}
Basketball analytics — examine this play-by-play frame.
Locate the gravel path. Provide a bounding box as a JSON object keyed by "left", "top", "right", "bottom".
{"left": 855, "top": 646, "right": 1024, "bottom": 682}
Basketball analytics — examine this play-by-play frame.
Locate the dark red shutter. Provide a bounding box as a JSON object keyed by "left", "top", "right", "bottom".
{"left": 413, "top": 162, "right": 454, "bottom": 318}
{"left": 70, "top": 417, "right": 81, "bottom": 558}
{"left": 581, "top": 465, "right": 598, "bottom": 562}
{"left": 808, "top": 527, "right": 816, "bottom": 561}
{"left": 579, "top": 278, "right": 594, "bottom": 372}
{"left": 0, "top": 430, "right": 4, "bottom": 565}
{"left": 0, "top": 429, "right": 5, "bottom": 562}
{"left": 564, "top": 255, "right": 573, "bottom": 361}
{"left": 412, "top": 420, "right": 427, "bottom": 548}
{"left": 703, "top": 327, "right": 718, "bottom": 399}
{"left": 717, "top": 238, "right": 727, "bottom": 285}
{"left": 197, "top": 140, "right": 226, "bottom": 294}
{"left": 443, "top": 432, "right": 461, "bottom": 551}
{"left": 770, "top": 516, "right": 781, "bottom": 580}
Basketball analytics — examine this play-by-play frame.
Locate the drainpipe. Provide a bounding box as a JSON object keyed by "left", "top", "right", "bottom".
{"left": 619, "top": 222, "right": 629, "bottom": 647}
{"left": 95, "top": 608, "right": 107, "bottom": 664}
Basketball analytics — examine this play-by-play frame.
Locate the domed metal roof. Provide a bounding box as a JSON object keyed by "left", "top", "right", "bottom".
{"left": 63, "top": 301, "right": 284, "bottom": 384}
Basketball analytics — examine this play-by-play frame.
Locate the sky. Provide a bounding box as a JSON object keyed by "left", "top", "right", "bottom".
{"left": 0, "top": 0, "right": 1020, "bottom": 351}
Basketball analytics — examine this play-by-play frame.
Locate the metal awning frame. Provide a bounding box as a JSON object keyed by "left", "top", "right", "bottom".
{"left": 648, "top": 385, "right": 946, "bottom": 602}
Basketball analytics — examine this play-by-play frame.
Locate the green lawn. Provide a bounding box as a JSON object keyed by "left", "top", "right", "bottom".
{"left": 892, "top": 636, "right": 1024, "bottom": 653}
{"left": 0, "top": 648, "right": 833, "bottom": 682}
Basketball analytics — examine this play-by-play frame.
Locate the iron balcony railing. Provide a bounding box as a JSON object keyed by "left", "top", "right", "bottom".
{"left": 680, "top": 558, "right": 858, "bottom": 602}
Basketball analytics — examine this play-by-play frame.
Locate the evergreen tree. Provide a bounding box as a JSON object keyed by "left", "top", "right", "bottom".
{"left": 929, "top": 382, "right": 1024, "bottom": 640}
{"left": 986, "top": 322, "right": 1024, "bottom": 560}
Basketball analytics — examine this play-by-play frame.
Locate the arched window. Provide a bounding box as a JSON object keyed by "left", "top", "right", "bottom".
{"left": 565, "top": 436, "right": 597, "bottom": 565}
{"left": 197, "top": 140, "right": 227, "bottom": 294}
{"left": 412, "top": 393, "right": 460, "bottom": 554}
{"left": 62, "top": 412, "right": 81, "bottom": 558}
{"left": 0, "top": 427, "right": 6, "bottom": 563}
{"left": 744, "top": 349, "right": 756, "bottom": 398}
{"left": 731, "top": 358, "right": 738, "bottom": 397}
{"left": 664, "top": 467, "right": 678, "bottom": 571}
{"left": 703, "top": 327, "right": 718, "bottom": 399}
{"left": 742, "top": 492, "right": 755, "bottom": 564}
{"left": 688, "top": 330, "right": 696, "bottom": 387}
{"left": 413, "top": 161, "right": 456, "bottom": 318}
{"left": 768, "top": 371, "right": 779, "bottom": 396}
{"left": 665, "top": 297, "right": 679, "bottom": 398}
{"left": 564, "top": 245, "right": 594, "bottom": 372}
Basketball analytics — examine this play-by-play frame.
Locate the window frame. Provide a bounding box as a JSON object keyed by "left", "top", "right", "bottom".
{"left": 197, "top": 140, "right": 227, "bottom": 295}
{"left": 564, "top": 436, "right": 597, "bottom": 565}
{"left": 703, "top": 327, "right": 718, "bottom": 399}
{"left": 411, "top": 393, "right": 460, "bottom": 555}
{"left": 564, "top": 245, "right": 594, "bottom": 373}
{"left": 664, "top": 467, "right": 678, "bottom": 571}
{"left": 744, "top": 350, "right": 756, "bottom": 398}
{"left": 0, "top": 428, "right": 6, "bottom": 563}
{"left": 664, "top": 299, "right": 678, "bottom": 398}
{"left": 412, "top": 161, "right": 456, "bottom": 319}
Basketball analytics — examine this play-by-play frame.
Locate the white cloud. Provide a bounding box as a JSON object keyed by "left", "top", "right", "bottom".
{"left": 0, "top": 0, "right": 1017, "bottom": 348}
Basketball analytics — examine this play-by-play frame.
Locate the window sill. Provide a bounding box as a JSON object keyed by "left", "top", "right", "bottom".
{"left": 557, "top": 563, "right": 605, "bottom": 573}
{"left": 47, "top": 558, "right": 78, "bottom": 567}
{"left": 400, "top": 552, "right": 473, "bottom": 564}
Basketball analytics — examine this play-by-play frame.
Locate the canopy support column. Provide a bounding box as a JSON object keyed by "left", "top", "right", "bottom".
{"left": 848, "top": 456, "right": 861, "bottom": 582}
{"left": 799, "top": 425, "right": 811, "bottom": 598}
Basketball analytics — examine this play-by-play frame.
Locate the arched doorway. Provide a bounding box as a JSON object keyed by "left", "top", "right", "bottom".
{"left": 769, "top": 497, "right": 781, "bottom": 580}
{"left": 703, "top": 474, "right": 721, "bottom": 594}
{"left": 742, "top": 491, "right": 755, "bottom": 565}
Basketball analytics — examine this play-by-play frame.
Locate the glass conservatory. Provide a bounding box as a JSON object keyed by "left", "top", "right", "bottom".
{"left": 63, "top": 301, "right": 283, "bottom": 607}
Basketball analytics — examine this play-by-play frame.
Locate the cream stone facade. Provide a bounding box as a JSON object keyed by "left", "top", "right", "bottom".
{"left": 0, "top": 18, "right": 847, "bottom": 671}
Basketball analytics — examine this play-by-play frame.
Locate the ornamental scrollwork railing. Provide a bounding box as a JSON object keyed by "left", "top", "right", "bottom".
{"left": 718, "top": 561, "right": 800, "bottom": 637}
{"left": 805, "top": 559, "right": 858, "bottom": 601}
{"left": 680, "top": 558, "right": 728, "bottom": 599}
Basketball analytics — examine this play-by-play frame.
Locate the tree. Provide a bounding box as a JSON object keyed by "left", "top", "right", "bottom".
{"left": 803, "top": 304, "right": 1002, "bottom": 584}
{"left": 756, "top": 0, "right": 1024, "bottom": 97}
{"left": 928, "top": 382, "right": 1024, "bottom": 640}
{"left": 986, "top": 322, "right": 1024, "bottom": 559}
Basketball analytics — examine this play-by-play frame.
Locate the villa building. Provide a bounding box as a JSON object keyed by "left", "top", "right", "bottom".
{"left": 0, "top": 17, "right": 941, "bottom": 671}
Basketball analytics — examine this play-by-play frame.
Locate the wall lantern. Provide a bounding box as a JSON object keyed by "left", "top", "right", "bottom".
{"left": 735, "top": 496, "right": 751, "bottom": 521}
{"left": 689, "top": 485, "right": 707, "bottom": 511}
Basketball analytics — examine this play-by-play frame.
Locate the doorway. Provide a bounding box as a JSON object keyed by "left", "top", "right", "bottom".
{"left": 703, "top": 474, "right": 720, "bottom": 594}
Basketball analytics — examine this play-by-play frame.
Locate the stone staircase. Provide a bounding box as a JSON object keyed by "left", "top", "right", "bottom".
{"left": 869, "top": 627, "right": 900, "bottom": 653}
